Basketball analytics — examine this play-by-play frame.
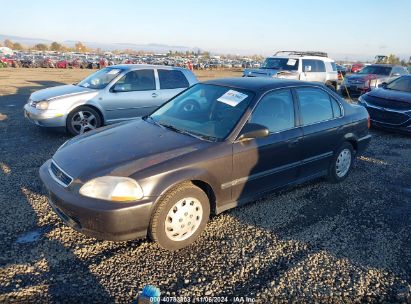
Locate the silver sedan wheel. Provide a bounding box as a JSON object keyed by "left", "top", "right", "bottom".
{"left": 71, "top": 110, "right": 97, "bottom": 135}
{"left": 165, "top": 197, "right": 203, "bottom": 241}
{"left": 336, "top": 148, "right": 352, "bottom": 178}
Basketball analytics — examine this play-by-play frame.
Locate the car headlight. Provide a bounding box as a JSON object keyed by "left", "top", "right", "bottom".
{"left": 36, "top": 101, "right": 49, "bottom": 110}
{"left": 79, "top": 176, "right": 144, "bottom": 202}
{"left": 358, "top": 95, "right": 366, "bottom": 104}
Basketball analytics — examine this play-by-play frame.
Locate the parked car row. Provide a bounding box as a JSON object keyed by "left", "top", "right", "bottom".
{"left": 0, "top": 50, "right": 261, "bottom": 70}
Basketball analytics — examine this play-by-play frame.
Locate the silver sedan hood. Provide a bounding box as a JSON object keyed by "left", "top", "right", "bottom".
{"left": 30, "top": 84, "right": 96, "bottom": 101}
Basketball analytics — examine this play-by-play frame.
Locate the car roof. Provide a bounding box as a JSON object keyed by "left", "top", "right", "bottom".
{"left": 109, "top": 64, "right": 188, "bottom": 71}
{"left": 203, "top": 77, "right": 325, "bottom": 92}
{"left": 268, "top": 55, "right": 334, "bottom": 62}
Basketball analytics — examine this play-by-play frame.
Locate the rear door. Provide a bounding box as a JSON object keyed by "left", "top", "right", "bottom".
{"left": 231, "top": 89, "right": 303, "bottom": 201}
{"left": 294, "top": 86, "right": 344, "bottom": 178}
{"left": 157, "top": 69, "right": 191, "bottom": 102}
{"left": 102, "top": 69, "right": 159, "bottom": 122}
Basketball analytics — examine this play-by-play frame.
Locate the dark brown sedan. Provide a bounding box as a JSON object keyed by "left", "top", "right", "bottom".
{"left": 40, "top": 78, "right": 371, "bottom": 250}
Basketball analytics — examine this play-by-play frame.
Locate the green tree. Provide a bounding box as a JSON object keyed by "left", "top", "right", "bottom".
{"left": 34, "top": 43, "right": 49, "bottom": 51}
{"left": 50, "top": 42, "right": 62, "bottom": 51}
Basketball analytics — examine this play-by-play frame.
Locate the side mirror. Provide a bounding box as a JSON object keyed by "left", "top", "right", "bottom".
{"left": 304, "top": 65, "right": 312, "bottom": 72}
{"left": 237, "top": 123, "right": 269, "bottom": 141}
{"left": 378, "top": 82, "right": 387, "bottom": 88}
{"left": 112, "top": 84, "right": 128, "bottom": 92}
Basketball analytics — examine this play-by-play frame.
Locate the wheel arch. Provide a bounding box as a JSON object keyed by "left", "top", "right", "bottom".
{"left": 67, "top": 103, "right": 105, "bottom": 125}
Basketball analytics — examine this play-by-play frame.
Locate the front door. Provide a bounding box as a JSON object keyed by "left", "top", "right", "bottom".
{"left": 231, "top": 89, "right": 303, "bottom": 202}
{"left": 102, "top": 69, "right": 160, "bottom": 123}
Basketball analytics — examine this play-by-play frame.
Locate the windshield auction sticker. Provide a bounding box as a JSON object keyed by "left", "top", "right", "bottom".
{"left": 217, "top": 90, "right": 248, "bottom": 107}
{"left": 286, "top": 59, "right": 297, "bottom": 66}
{"left": 107, "top": 69, "right": 121, "bottom": 74}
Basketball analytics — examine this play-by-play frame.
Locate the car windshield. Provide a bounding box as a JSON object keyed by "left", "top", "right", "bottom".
{"left": 260, "top": 58, "right": 299, "bottom": 71}
{"left": 77, "top": 67, "right": 123, "bottom": 89}
{"left": 386, "top": 76, "right": 411, "bottom": 93}
{"left": 147, "top": 84, "right": 255, "bottom": 141}
{"left": 358, "top": 66, "right": 392, "bottom": 75}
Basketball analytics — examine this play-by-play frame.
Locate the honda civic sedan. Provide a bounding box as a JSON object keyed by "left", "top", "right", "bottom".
{"left": 40, "top": 78, "right": 371, "bottom": 250}
{"left": 24, "top": 64, "right": 198, "bottom": 135}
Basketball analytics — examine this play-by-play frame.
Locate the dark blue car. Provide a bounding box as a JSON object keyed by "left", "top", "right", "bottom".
{"left": 358, "top": 75, "right": 411, "bottom": 134}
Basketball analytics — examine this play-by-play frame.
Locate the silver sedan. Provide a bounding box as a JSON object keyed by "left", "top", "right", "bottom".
{"left": 24, "top": 64, "right": 198, "bottom": 135}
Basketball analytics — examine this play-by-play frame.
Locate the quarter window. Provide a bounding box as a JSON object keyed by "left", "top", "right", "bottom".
{"left": 158, "top": 69, "right": 189, "bottom": 89}
{"left": 296, "top": 87, "right": 335, "bottom": 124}
{"left": 115, "top": 69, "right": 156, "bottom": 91}
{"left": 249, "top": 89, "right": 295, "bottom": 133}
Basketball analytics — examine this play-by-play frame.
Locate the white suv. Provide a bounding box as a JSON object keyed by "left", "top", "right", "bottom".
{"left": 243, "top": 51, "right": 339, "bottom": 90}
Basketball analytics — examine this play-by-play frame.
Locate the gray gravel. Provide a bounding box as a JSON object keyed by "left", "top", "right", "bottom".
{"left": 1, "top": 80, "right": 411, "bottom": 303}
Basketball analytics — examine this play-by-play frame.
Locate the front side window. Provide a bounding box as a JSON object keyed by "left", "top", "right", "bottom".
{"left": 249, "top": 89, "right": 295, "bottom": 133}
{"left": 114, "top": 69, "right": 156, "bottom": 92}
{"left": 77, "top": 67, "right": 123, "bottom": 90}
{"left": 158, "top": 69, "right": 189, "bottom": 89}
{"left": 149, "top": 84, "right": 254, "bottom": 140}
{"left": 296, "top": 87, "right": 334, "bottom": 125}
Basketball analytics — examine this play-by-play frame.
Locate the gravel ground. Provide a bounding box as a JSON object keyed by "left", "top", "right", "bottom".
{"left": 0, "top": 69, "right": 410, "bottom": 303}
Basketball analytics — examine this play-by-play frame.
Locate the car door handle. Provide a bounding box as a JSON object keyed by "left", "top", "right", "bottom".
{"left": 287, "top": 138, "right": 301, "bottom": 147}
{"left": 152, "top": 93, "right": 158, "bottom": 98}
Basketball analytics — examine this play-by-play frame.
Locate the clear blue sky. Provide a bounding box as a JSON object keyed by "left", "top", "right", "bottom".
{"left": 1, "top": 0, "right": 410, "bottom": 59}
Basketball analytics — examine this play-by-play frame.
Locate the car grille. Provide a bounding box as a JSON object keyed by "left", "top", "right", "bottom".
{"left": 366, "top": 106, "right": 410, "bottom": 125}
{"left": 366, "top": 95, "right": 411, "bottom": 111}
{"left": 50, "top": 161, "right": 73, "bottom": 187}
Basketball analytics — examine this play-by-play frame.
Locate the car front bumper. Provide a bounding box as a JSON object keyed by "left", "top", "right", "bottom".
{"left": 24, "top": 104, "right": 67, "bottom": 127}
{"left": 39, "top": 160, "right": 155, "bottom": 241}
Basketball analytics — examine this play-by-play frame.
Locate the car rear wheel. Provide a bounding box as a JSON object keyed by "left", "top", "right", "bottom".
{"left": 328, "top": 142, "right": 354, "bottom": 183}
{"left": 149, "top": 182, "right": 210, "bottom": 251}
{"left": 66, "top": 106, "right": 102, "bottom": 136}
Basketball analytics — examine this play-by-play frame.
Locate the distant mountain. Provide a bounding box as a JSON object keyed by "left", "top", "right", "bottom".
{"left": 0, "top": 34, "right": 201, "bottom": 54}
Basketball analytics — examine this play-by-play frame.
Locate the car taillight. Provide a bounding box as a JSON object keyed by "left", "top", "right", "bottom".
{"left": 367, "top": 115, "right": 371, "bottom": 129}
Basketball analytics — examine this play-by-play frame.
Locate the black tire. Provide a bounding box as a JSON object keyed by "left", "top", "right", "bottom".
{"left": 149, "top": 182, "right": 210, "bottom": 251}
{"left": 328, "top": 142, "right": 354, "bottom": 183}
{"left": 66, "top": 106, "right": 102, "bottom": 136}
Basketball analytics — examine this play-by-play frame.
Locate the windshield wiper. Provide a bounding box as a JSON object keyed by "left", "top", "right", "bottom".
{"left": 157, "top": 121, "right": 216, "bottom": 141}
{"left": 143, "top": 116, "right": 166, "bottom": 129}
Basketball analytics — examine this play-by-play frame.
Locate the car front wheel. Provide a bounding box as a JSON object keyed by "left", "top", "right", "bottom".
{"left": 149, "top": 182, "right": 210, "bottom": 251}
{"left": 328, "top": 142, "right": 354, "bottom": 183}
{"left": 66, "top": 106, "right": 102, "bottom": 136}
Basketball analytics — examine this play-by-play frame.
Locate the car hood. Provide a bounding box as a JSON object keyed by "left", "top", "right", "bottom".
{"left": 30, "top": 84, "right": 96, "bottom": 101}
{"left": 367, "top": 88, "right": 411, "bottom": 103}
{"left": 53, "top": 119, "right": 208, "bottom": 180}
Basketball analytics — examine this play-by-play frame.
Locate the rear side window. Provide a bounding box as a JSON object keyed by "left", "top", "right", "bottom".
{"left": 158, "top": 69, "right": 189, "bottom": 89}
{"left": 302, "top": 59, "right": 326, "bottom": 72}
{"left": 296, "top": 87, "right": 334, "bottom": 125}
{"left": 250, "top": 89, "right": 295, "bottom": 132}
